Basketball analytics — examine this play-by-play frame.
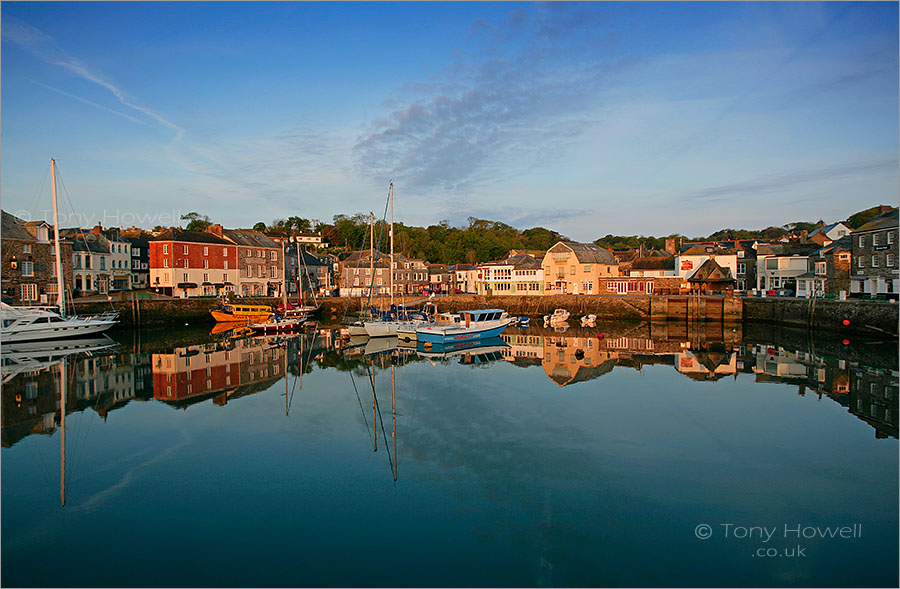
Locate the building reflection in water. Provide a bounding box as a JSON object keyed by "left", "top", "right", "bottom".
{"left": 2, "top": 321, "right": 897, "bottom": 448}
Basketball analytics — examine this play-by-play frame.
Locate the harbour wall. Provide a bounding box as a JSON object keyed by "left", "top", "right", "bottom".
{"left": 72, "top": 294, "right": 898, "bottom": 337}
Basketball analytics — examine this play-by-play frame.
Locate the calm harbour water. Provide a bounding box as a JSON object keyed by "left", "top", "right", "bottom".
{"left": 2, "top": 320, "right": 897, "bottom": 588}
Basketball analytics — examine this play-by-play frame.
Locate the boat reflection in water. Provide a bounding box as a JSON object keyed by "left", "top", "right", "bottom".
{"left": 416, "top": 336, "right": 509, "bottom": 364}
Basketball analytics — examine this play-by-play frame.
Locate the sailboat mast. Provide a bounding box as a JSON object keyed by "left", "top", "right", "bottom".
{"left": 50, "top": 159, "right": 66, "bottom": 315}
{"left": 295, "top": 241, "right": 302, "bottom": 305}
{"left": 282, "top": 241, "right": 288, "bottom": 310}
{"left": 389, "top": 183, "right": 394, "bottom": 310}
{"left": 369, "top": 212, "right": 374, "bottom": 299}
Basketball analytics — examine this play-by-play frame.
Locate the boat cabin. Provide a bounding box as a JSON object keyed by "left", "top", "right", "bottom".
{"left": 460, "top": 309, "right": 505, "bottom": 323}
{"left": 222, "top": 304, "right": 272, "bottom": 315}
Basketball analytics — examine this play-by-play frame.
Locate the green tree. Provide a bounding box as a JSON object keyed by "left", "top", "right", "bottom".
{"left": 181, "top": 212, "right": 211, "bottom": 232}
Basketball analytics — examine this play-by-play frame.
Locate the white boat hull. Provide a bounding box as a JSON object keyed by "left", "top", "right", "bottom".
{"left": 0, "top": 317, "right": 117, "bottom": 343}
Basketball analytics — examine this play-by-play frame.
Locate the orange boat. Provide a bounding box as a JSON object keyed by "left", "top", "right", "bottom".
{"left": 210, "top": 304, "right": 273, "bottom": 323}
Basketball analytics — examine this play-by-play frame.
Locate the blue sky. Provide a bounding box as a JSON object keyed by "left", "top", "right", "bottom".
{"left": 2, "top": 1, "right": 897, "bottom": 241}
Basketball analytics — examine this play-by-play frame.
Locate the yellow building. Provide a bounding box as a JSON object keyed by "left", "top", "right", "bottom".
{"left": 541, "top": 241, "right": 618, "bottom": 295}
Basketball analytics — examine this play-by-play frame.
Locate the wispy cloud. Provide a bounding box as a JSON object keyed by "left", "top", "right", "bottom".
{"left": 24, "top": 77, "right": 147, "bottom": 125}
{"left": 3, "top": 17, "right": 185, "bottom": 138}
{"left": 686, "top": 159, "right": 899, "bottom": 202}
{"left": 353, "top": 4, "right": 633, "bottom": 194}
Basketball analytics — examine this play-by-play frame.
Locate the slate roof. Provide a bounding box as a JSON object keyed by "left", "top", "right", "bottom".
{"left": 687, "top": 258, "right": 735, "bottom": 283}
{"left": 855, "top": 208, "right": 898, "bottom": 233}
{"left": 680, "top": 244, "right": 737, "bottom": 256}
{"left": 1, "top": 211, "right": 36, "bottom": 241}
{"left": 224, "top": 229, "right": 281, "bottom": 249}
{"left": 72, "top": 238, "right": 111, "bottom": 254}
{"left": 630, "top": 256, "right": 676, "bottom": 271}
{"left": 551, "top": 241, "right": 617, "bottom": 265}
{"left": 151, "top": 228, "right": 232, "bottom": 245}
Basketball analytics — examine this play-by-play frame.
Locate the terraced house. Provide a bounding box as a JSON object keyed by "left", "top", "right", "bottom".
{"left": 850, "top": 207, "right": 898, "bottom": 299}
{"left": 149, "top": 228, "right": 239, "bottom": 298}
{"left": 1, "top": 210, "right": 73, "bottom": 305}
{"left": 541, "top": 241, "right": 618, "bottom": 295}
{"left": 476, "top": 253, "right": 543, "bottom": 296}
{"left": 213, "top": 226, "right": 283, "bottom": 298}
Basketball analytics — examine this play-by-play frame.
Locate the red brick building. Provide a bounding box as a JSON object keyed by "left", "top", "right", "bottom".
{"left": 149, "top": 228, "right": 238, "bottom": 297}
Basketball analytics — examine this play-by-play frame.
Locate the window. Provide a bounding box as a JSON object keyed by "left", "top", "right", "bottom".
{"left": 183, "top": 259, "right": 189, "bottom": 268}
{"left": 203, "top": 246, "right": 209, "bottom": 256}
{"left": 257, "top": 249, "right": 263, "bottom": 257}
{"left": 246, "top": 266, "right": 252, "bottom": 278}
{"left": 270, "top": 251, "right": 277, "bottom": 260}
{"left": 737, "top": 263, "right": 746, "bottom": 275}
{"left": 857, "top": 256, "right": 864, "bottom": 268}
{"left": 765, "top": 258, "right": 778, "bottom": 270}
{"left": 858, "top": 236, "right": 865, "bottom": 248}
{"left": 888, "top": 254, "right": 895, "bottom": 268}
{"left": 224, "top": 261, "right": 229, "bottom": 270}
{"left": 570, "top": 265, "right": 575, "bottom": 275}
{"left": 888, "top": 232, "right": 895, "bottom": 245}
{"left": 814, "top": 262, "right": 826, "bottom": 275}
{"left": 583, "top": 265, "right": 591, "bottom": 273}
{"left": 871, "top": 255, "right": 879, "bottom": 268}
{"left": 163, "top": 259, "right": 169, "bottom": 268}
{"left": 85, "top": 256, "right": 92, "bottom": 269}
{"left": 183, "top": 273, "right": 188, "bottom": 282}
{"left": 183, "top": 245, "right": 189, "bottom": 255}
{"left": 23, "top": 244, "right": 31, "bottom": 254}
{"left": 271, "top": 265, "right": 277, "bottom": 278}
{"left": 20, "top": 284, "right": 37, "bottom": 301}
{"left": 74, "top": 255, "right": 82, "bottom": 269}
{"left": 163, "top": 244, "right": 169, "bottom": 254}
{"left": 21, "top": 261, "right": 34, "bottom": 276}
{"left": 203, "top": 273, "right": 209, "bottom": 282}
{"left": 203, "top": 260, "right": 209, "bottom": 269}
{"left": 223, "top": 248, "right": 228, "bottom": 256}
{"left": 872, "top": 234, "right": 880, "bottom": 247}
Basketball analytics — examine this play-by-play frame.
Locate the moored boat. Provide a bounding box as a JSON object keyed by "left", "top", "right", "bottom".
{"left": 210, "top": 303, "right": 273, "bottom": 323}
{"left": 1, "top": 159, "right": 119, "bottom": 343}
{"left": 543, "top": 308, "right": 570, "bottom": 326}
{"left": 1, "top": 303, "right": 119, "bottom": 343}
{"left": 249, "top": 316, "right": 305, "bottom": 333}
{"left": 415, "top": 308, "right": 513, "bottom": 344}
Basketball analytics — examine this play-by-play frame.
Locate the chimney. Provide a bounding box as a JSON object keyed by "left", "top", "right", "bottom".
{"left": 801, "top": 230, "right": 808, "bottom": 244}
{"left": 208, "top": 223, "right": 224, "bottom": 238}
{"left": 665, "top": 238, "right": 675, "bottom": 255}
{"left": 93, "top": 222, "right": 103, "bottom": 237}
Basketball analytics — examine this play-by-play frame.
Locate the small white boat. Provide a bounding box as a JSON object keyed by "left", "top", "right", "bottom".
{"left": 580, "top": 314, "right": 597, "bottom": 327}
{"left": 543, "top": 308, "right": 570, "bottom": 326}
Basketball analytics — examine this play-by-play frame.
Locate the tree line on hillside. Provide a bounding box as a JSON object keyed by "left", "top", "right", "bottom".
{"left": 152, "top": 205, "right": 891, "bottom": 266}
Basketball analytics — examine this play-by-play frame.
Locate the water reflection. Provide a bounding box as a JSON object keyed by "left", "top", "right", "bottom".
{"left": 2, "top": 322, "right": 897, "bottom": 451}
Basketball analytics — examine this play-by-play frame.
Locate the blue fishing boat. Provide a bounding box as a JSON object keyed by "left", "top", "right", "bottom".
{"left": 415, "top": 308, "right": 513, "bottom": 344}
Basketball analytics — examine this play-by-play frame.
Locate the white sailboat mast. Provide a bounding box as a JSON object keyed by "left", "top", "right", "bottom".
{"left": 282, "top": 240, "right": 288, "bottom": 309}
{"left": 389, "top": 183, "right": 394, "bottom": 310}
{"left": 50, "top": 159, "right": 66, "bottom": 315}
